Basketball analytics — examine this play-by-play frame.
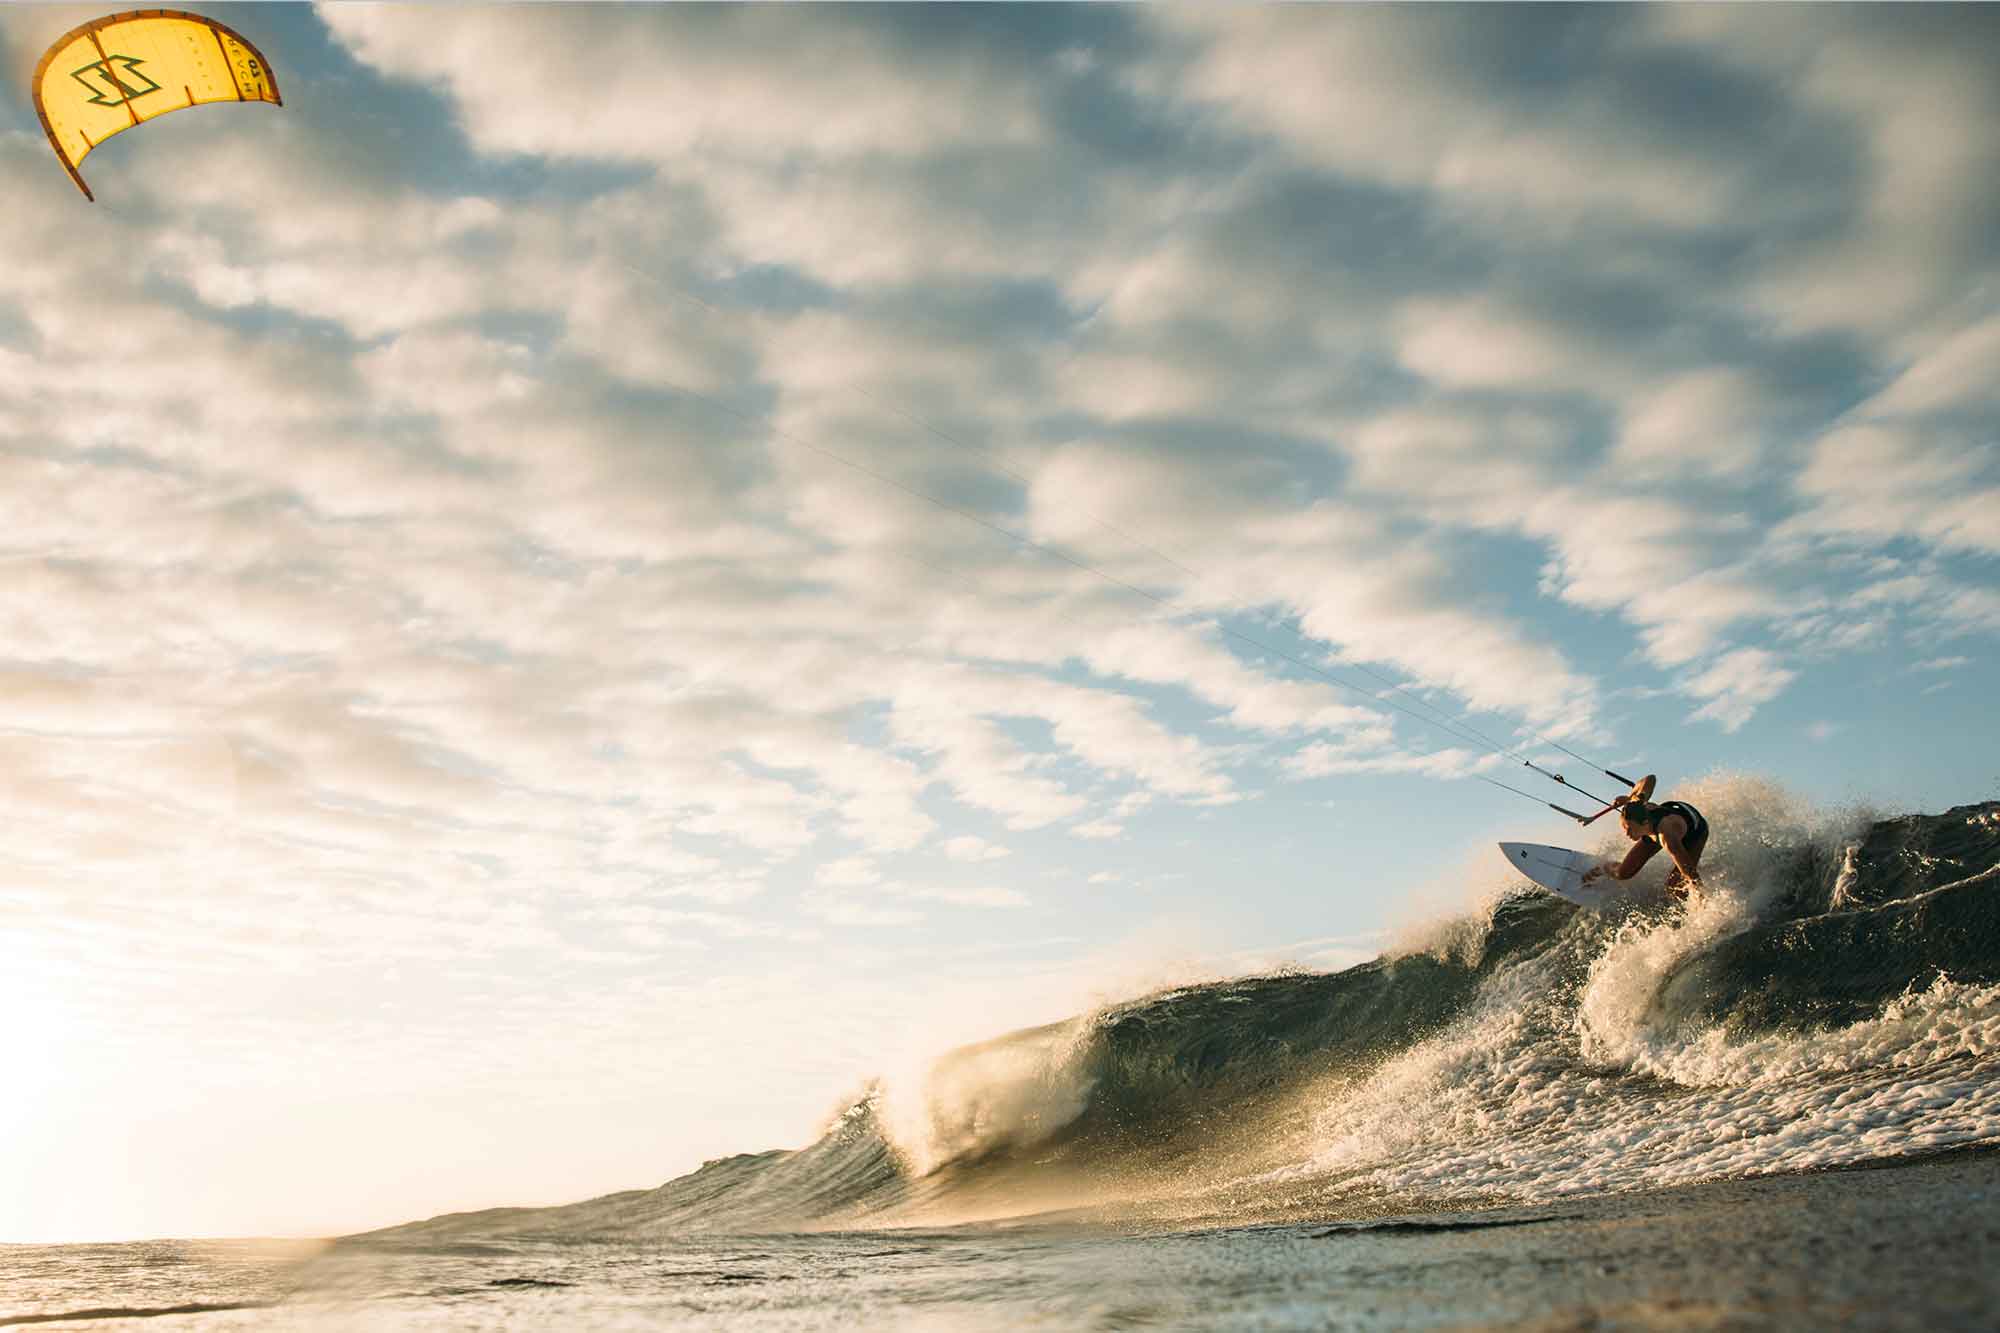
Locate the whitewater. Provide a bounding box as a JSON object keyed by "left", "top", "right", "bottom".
{"left": 9, "top": 781, "right": 2000, "bottom": 1328}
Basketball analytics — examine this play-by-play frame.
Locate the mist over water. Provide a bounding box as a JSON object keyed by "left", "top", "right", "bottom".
{"left": 359, "top": 780, "right": 2000, "bottom": 1243}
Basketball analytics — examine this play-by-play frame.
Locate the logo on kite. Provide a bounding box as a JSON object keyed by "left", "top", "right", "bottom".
{"left": 31, "top": 9, "right": 282, "bottom": 202}
{"left": 71, "top": 55, "right": 162, "bottom": 108}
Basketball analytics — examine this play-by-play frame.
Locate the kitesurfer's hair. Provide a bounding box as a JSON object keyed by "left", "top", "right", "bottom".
{"left": 1621, "top": 800, "right": 1655, "bottom": 825}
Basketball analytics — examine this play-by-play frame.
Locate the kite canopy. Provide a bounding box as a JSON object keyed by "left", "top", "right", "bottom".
{"left": 32, "top": 8, "right": 281, "bottom": 201}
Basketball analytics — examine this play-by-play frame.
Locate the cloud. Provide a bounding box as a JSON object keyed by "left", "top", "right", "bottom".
{"left": 1940, "top": 584, "right": 2000, "bottom": 635}
{"left": 1679, "top": 649, "right": 1798, "bottom": 733}
{"left": 1790, "top": 423, "right": 2000, "bottom": 559}
{"left": 1284, "top": 743, "right": 1491, "bottom": 781}
{"left": 1396, "top": 298, "right": 1605, "bottom": 392}
{"left": 814, "top": 857, "right": 882, "bottom": 888}
{"left": 797, "top": 886, "right": 924, "bottom": 928}
{"left": 1616, "top": 368, "right": 1775, "bottom": 480}
{"left": 1025, "top": 440, "right": 1601, "bottom": 734}
{"left": 799, "top": 872, "right": 1030, "bottom": 926}
{"left": 906, "top": 884, "right": 1029, "bottom": 909}
{"left": 941, "top": 836, "right": 1011, "bottom": 862}
{"left": 319, "top": 6, "right": 1051, "bottom": 166}
{"left": 1164, "top": 6, "right": 1856, "bottom": 237}
{"left": 1860, "top": 317, "right": 2000, "bottom": 420}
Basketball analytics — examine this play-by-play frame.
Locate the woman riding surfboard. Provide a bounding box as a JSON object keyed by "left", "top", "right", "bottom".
{"left": 1580, "top": 774, "right": 1709, "bottom": 900}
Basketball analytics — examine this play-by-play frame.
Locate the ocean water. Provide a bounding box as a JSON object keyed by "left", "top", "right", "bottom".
{"left": 9, "top": 1157, "right": 2000, "bottom": 1329}
{"left": 9, "top": 785, "right": 2000, "bottom": 1329}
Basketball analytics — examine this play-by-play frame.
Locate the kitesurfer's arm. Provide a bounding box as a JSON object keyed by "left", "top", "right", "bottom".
{"left": 1610, "top": 838, "right": 1659, "bottom": 881}
{"left": 1611, "top": 774, "right": 1657, "bottom": 811}
{"left": 1657, "top": 815, "right": 1701, "bottom": 886}
{"left": 1583, "top": 839, "right": 1659, "bottom": 883}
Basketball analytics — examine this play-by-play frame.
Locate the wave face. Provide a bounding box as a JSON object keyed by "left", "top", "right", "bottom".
{"left": 361, "top": 787, "right": 2000, "bottom": 1242}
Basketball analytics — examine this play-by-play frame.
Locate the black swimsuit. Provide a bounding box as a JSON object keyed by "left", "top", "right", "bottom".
{"left": 1652, "top": 800, "right": 1708, "bottom": 846}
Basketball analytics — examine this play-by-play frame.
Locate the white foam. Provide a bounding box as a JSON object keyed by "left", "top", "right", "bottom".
{"left": 1266, "top": 780, "right": 2000, "bottom": 1203}
{"left": 1284, "top": 964, "right": 2000, "bottom": 1203}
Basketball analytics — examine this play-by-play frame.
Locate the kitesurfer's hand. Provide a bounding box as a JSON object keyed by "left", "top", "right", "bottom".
{"left": 1580, "top": 863, "right": 1607, "bottom": 884}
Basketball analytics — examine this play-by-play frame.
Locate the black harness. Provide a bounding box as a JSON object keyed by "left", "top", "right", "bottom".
{"left": 1649, "top": 799, "right": 1708, "bottom": 844}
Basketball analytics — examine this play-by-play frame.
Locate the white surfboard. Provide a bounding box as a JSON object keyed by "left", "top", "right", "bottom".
{"left": 1498, "top": 841, "right": 1623, "bottom": 909}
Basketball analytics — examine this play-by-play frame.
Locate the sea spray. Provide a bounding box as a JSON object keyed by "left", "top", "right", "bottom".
{"left": 874, "top": 1015, "right": 1097, "bottom": 1176}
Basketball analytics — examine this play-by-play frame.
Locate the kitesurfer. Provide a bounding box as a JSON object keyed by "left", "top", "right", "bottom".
{"left": 1580, "top": 774, "right": 1709, "bottom": 899}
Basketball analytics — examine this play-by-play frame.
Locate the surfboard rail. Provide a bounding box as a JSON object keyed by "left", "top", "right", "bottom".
{"left": 1498, "top": 841, "right": 1626, "bottom": 909}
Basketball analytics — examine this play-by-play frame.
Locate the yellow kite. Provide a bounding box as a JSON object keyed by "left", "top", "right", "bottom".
{"left": 32, "top": 8, "right": 281, "bottom": 201}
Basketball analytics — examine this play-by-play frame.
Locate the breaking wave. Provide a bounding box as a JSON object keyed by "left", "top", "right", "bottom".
{"left": 359, "top": 783, "right": 2000, "bottom": 1242}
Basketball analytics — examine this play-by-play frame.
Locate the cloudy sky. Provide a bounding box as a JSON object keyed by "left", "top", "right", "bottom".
{"left": 2, "top": 3, "right": 1995, "bottom": 1241}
